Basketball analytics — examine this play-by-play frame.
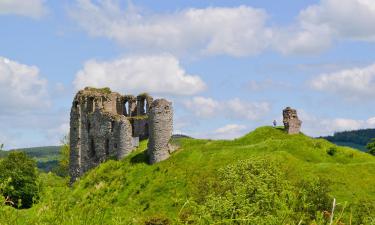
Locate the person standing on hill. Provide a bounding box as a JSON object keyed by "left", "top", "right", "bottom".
{"left": 273, "top": 120, "right": 277, "bottom": 127}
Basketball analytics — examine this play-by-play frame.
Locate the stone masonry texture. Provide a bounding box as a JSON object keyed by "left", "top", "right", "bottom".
{"left": 147, "top": 99, "right": 174, "bottom": 164}
{"left": 69, "top": 87, "right": 173, "bottom": 183}
{"left": 282, "top": 107, "right": 302, "bottom": 135}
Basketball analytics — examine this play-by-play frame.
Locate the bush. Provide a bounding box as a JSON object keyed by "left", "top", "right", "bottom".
{"left": 0, "top": 151, "right": 39, "bottom": 208}
{"left": 53, "top": 135, "right": 70, "bottom": 177}
{"left": 327, "top": 147, "right": 337, "bottom": 156}
{"left": 366, "top": 138, "right": 375, "bottom": 156}
{"left": 183, "top": 157, "right": 333, "bottom": 224}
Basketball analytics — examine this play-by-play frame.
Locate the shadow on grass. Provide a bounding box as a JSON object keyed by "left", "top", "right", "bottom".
{"left": 130, "top": 151, "right": 149, "bottom": 165}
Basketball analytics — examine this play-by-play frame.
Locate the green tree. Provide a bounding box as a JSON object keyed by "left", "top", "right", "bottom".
{"left": 0, "top": 151, "right": 39, "bottom": 208}
{"left": 366, "top": 138, "right": 375, "bottom": 156}
{"left": 54, "top": 135, "right": 70, "bottom": 177}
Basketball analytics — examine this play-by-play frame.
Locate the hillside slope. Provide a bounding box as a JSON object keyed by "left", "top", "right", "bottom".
{"left": 1, "top": 127, "right": 374, "bottom": 224}
{"left": 0, "top": 146, "right": 61, "bottom": 172}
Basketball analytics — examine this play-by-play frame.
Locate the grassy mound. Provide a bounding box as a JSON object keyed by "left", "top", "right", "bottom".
{"left": 1, "top": 126, "right": 374, "bottom": 224}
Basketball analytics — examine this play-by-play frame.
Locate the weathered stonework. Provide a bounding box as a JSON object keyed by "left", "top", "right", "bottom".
{"left": 283, "top": 107, "right": 302, "bottom": 134}
{"left": 147, "top": 99, "right": 174, "bottom": 164}
{"left": 69, "top": 87, "right": 173, "bottom": 183}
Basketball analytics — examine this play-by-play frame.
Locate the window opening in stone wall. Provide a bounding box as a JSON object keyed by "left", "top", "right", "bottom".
{"left": 87, "top": 97, "right": 94, "bottom": 113}
{"left": 124, "top": 101, "right": 129, "bottom": 116}
{"left": 105, "top": 139, "right": 110, "bottom": 156}
{"left": 87, "top": 121, "right": 91, "bottom": 133}
{"left": 89, "top": 139, "right": 96, "bottom": 158}
{"left": 143, "top": 99, "right": 147, "bottom": 114}
{"left": 74, "top": 101, "right": 79, "bottom": 109}
{"left": 111, "top": 121, "right": 115, "bottom": 132}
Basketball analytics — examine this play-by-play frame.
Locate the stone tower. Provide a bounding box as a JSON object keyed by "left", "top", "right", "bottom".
{"left": 282, "top": 107, "right": 302, "bottom": 134}
{"left": 69, "top": 87, "right": 169, "bottom": 183}
{"left": 147, "top": 99, "right": 174, "bottom": 164}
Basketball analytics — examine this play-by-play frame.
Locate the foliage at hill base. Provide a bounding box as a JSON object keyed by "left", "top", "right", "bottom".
{"left": 0, "top": 126, "right": 374, "bottom": 224}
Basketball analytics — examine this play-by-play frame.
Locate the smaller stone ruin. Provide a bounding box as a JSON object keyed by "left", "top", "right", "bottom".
{"left": 283, "top": 107, "right": 302, "bottom": 134}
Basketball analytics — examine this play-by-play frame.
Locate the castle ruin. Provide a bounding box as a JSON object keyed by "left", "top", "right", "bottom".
{"left": 69, "top": 87, "right": 173, "bottom": 183}
{"left": 283, "top": 107, "right": 302, "bottom": 134}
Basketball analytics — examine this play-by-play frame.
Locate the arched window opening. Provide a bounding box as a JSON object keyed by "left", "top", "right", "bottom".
{"left": 124, "top": 101, "right": 129, "bottom": 116}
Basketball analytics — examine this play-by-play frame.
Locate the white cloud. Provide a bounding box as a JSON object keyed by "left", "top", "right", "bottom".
{"left": 69, "top": 1, "right": 272, "bottom": 57}
{"left": 69, "top": 0, "right": 375, "bottom": 56}
{"left": 299, "top": 110, "right": 375, "bottom": 136}
{"left": 226, "top": 98, "right": 271, "bottom": 120}
{"left": 0, "top": 0, "right": 47, "bottom": 18}
{"left": 183, "top": 97, "right": 271, "bottom": 121}
{"left": 310, "top": 63, "right": 375, "bottom": 100}
{"left": 300, "top": 0, "right": 375, "bottom": 41}
{"left": 0, "top": 57, "right": 50, "bottom": 113}
{"left": 183, "top": 97, "right": 219, "bottom": 118}
{"left": 73, "top": 54, "right": 206, "bottom": 95}
{"left": 213, "top": 124, "right": 247, "bottom": 139}
{"left": 277, "top": 0, "right": 375, "bottom": 54}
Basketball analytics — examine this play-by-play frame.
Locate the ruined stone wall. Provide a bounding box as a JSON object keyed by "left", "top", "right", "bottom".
{"left": 69, "top": 88, "right": 169, "bottom": 182}
{"left": 69, "top": 88, "right": 135, "bottom": 183}
{"left": 132, "top": 118, "right": 149, "bottom": 140}
{"left": 283, "top": 107, "right": 302, "bottom": 134}
{"left": 147, "top": 99, "right": 173, "bottom": 164}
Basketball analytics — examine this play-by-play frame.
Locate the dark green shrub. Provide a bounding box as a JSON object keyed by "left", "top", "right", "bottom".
{"left": 327, "top": 147, "right": 337, "bottom": 156}
{"left": 53, "top": 135, "right": 70, "bottom": 177}
{"left": 0, "top": 151, "right": 39, "bottom": 208}
{"left": 366, "top": 138, "right": 375, "bottom": 156}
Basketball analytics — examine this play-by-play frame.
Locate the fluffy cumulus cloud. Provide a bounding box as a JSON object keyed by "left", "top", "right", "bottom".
{"left": 299, "top": 110, "right": 375, "bottom": 136}
{"left": 310, "top": 63, "right": 375, "bottom": 100}
{"left": 183, "top": 97, "right": 270, "bottom": 121}
{"left": 0, "top": 57, "right": 70, "bottom": 148}
{"left": 0, "top": 0, "right": 47, "bottom": 18}
{"left": 69, "top": 0, "right": 272, "bottom": 56}
{"left": 277, "top": 0, "right": 375, "bottom": 54}
{"left": 183, "top": 97, "right": 219, "bottom": 118}
{"left": 69, "top": 0, "right": 375, "bottom": 56}
{"left": 73, "top": 54, "right": 206, "bottom": 95}
{"left": 0, "top": 57, "right": 50, "bottom": 113}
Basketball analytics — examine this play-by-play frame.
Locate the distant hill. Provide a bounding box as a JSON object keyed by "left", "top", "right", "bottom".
{"left": 0, "top": 146, "right": 61, "bottom": 172}
{"left": 320, "top": 128, "right": 375, "bottom": 151}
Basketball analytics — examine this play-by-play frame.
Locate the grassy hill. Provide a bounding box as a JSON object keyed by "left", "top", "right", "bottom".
{"left": 0, "top": 127, "right": 374, "bottom": 224}
{"left": 0, "top": 146, "right": 61, "bottom": 172}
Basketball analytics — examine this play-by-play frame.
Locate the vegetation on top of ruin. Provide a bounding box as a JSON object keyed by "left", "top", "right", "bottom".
{"left": 83, "top": 87, "right": 112, "bottom": 94}
{"left": 0, "top": 126, "right": 374, "bottom": 224}
{"left": 138, "top": 92, "right": 151, "bottom": 98}
{"left": 127, "top": 115, "right": 148, "bottom": 120}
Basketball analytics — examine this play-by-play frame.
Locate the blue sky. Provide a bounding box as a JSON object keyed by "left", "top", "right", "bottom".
{"left": 1, "top": 0, "right": 375, "bottom": 149}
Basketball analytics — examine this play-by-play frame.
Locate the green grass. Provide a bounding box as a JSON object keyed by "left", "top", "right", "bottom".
{"left": 0, "top": 126, "right": 374, "bottom": 224}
